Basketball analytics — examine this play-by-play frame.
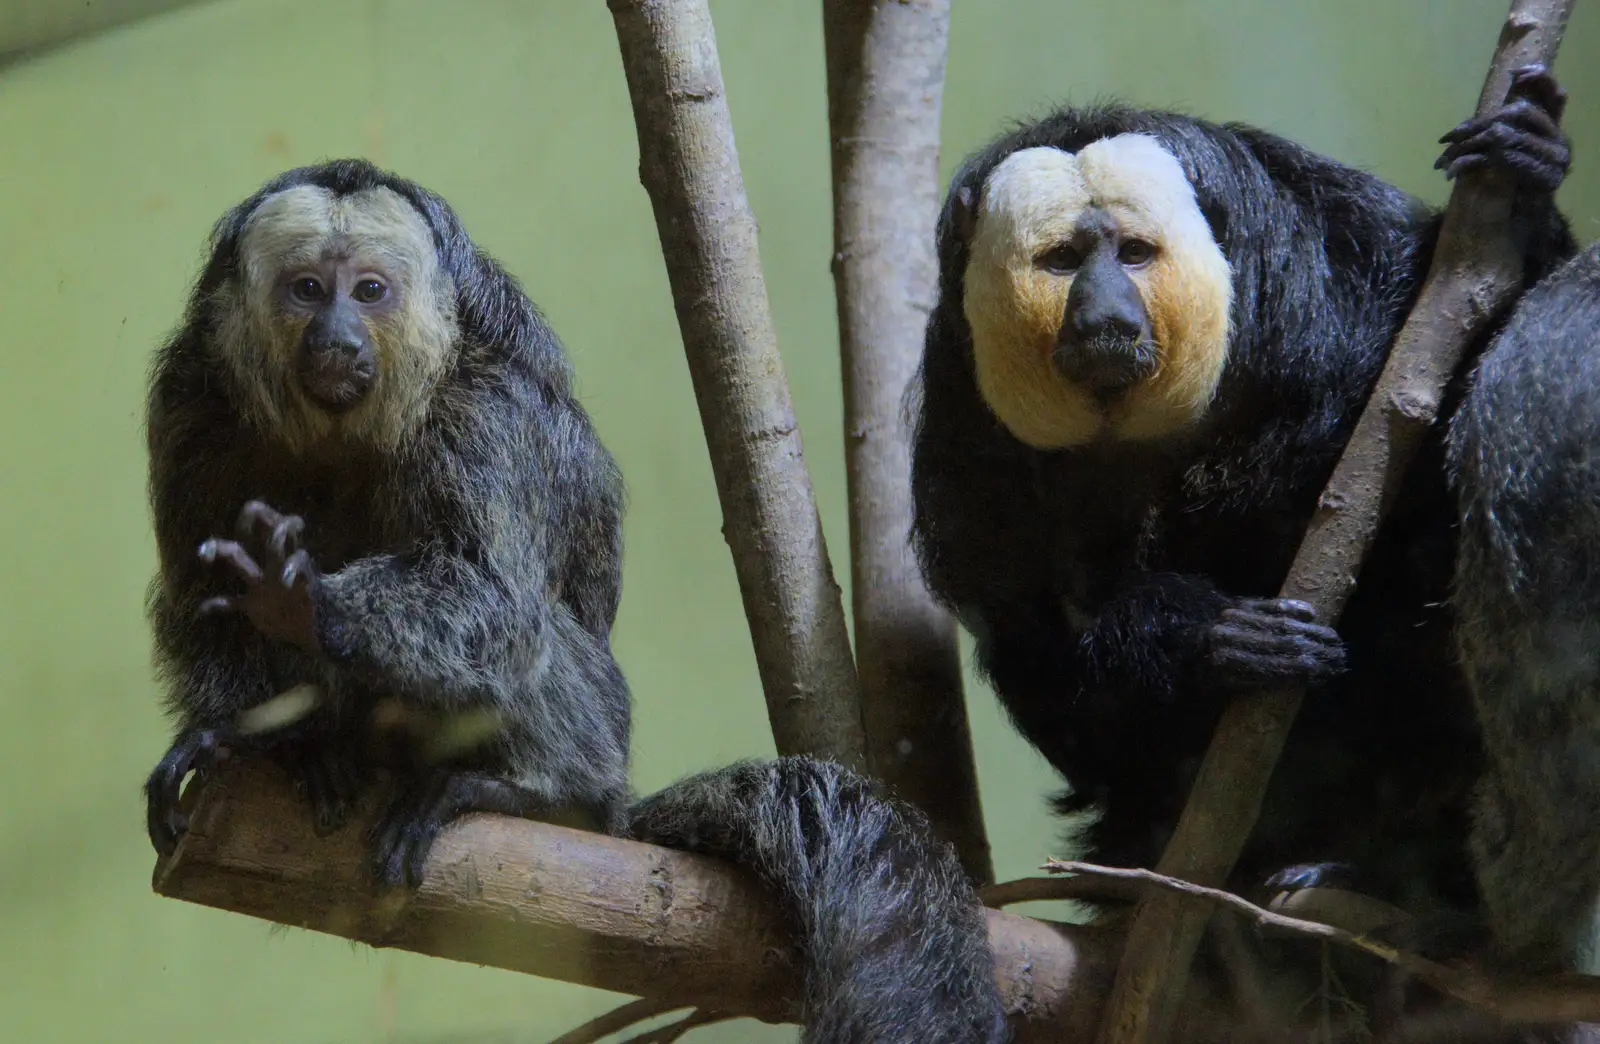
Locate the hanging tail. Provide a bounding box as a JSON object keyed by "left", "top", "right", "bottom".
{"left": 626, "top": 756, "right": 1010, "bottom": 1044}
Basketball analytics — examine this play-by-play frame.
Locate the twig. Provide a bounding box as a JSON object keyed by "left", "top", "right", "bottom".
{"left": 619, "top": 1009, "right": 733, "bottom": 1043}
{"left": 547, "top": 999, "right": 688, "bottom": 1044}
{"left": 821, "top": 0, "right": 993, "bottom": 883}
{"left": 1054, "top": 860, "right": 1600, "bottom": 1026}
{"left": 606, "top": 0, "right": 866, "bottom": 769}
{"left": 1097, "top": 3, "right": 1578, "bottom": 1041}
{"left": 980, "top": 874, "right": 1142, "bottom": 909}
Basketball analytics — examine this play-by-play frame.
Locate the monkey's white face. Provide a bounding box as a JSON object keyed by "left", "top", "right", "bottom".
{"left": 963, "top": 135, "right": 1233, "bottom": 449}
{"left": 213, "top": 185, "right": 458, "bottom": 452}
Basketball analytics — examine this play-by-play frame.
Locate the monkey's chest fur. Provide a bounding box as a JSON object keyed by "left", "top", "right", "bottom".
{"left": 234, "top": 444, "right": 485, "bottom": 769}
{"left": 1030, "top": 431, "right": 1482, "bottom": 909}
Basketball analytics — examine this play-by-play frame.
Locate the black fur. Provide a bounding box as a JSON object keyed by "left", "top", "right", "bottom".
{"left": 1449, "top": 240, "right": 1600, "bottom": 984}
{"left": 142, "top": 160, "right": 1007, "bottom": 1044}
{"left": 909, "top": 86, "right": 1575, "bottom": 922}
{"left": 627, "top": 758, "right": 1010, "bottom": 1044}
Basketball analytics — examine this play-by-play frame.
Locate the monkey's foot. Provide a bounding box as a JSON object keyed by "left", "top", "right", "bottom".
{"left": 279, "top": 742, "right": 367, "bottom": 837}
{"left": 1437, "top": 64, "right": 1570, "bottom": 195}
{"left": 1262, "top": 861, "right": 1359, "bottom": 893}
{"left": 144, "top": 725, "right": 240, "bottom": 857}
{"left": 1203, "top": 597, "right": 1346, "bottom": 690}
{"left": 367, "top": 770, "right": 544, "bottom": 889}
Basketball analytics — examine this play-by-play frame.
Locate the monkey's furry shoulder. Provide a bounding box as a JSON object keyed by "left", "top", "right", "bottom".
{"left": 909, "top": 94, "right": 1575, "bottom": 905}
{"left": 143, "top": 159, "right": 630, "bottom": 885}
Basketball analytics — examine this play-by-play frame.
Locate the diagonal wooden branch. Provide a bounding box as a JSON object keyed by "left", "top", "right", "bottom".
{"left": 1097, "top": 3, "right": 1578, "bottom": 1042}
{"left": 606, "top": 0, "right": 866, "bottom": 769}
{"left": 821, "top": 0, "right": 993, "bottom": 884}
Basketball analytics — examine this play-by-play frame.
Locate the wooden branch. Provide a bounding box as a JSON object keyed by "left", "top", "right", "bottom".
{"left": 152, "top": 758, "right": 1148, "bottom": 1044}
{"left": 606, "top": 0, "right": 866, "bottom": 769}
{"left": 820, "top": 0, "right": 993, "bottom": 885}
{"left": 1098, "top": 3, "right": 1578, "bottom": 1041}
{"left": 1054, "top": 860, "right": 1600, "bottom": 1027}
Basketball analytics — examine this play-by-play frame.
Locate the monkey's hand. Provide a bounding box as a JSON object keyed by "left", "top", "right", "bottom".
{"left": 368, "top": 770, "right": 545, "bottom": 889}
{"left": 1201, "top": 597, "right": 1346, "bottom": 691}
{"left": 197, "top": 500, "right": 322, "bottom": 657}
{"left": 145, "top": 724, "right": 242, "bottom": 857}
{"left": 1437, "top": 63, "right": 1569, "bottom": 195}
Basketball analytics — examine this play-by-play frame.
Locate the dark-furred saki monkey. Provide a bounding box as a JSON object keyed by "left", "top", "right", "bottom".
{"left": 140, "top": 160, "right": 1008, "bottom": 1044}
{"left": 909, "top": 65, "right": 1575, "bottom": 934}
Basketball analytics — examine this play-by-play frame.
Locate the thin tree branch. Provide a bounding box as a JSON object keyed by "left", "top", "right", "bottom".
{"left": 821, "top": 0, "right": 994, "bottom": 884}
{"left": 1098, "top": 3, "right": 1578, "bottom": 1041}
{"left": 980, "top": 874, "right": 1142, "bottom": 909}
{"left": 547, "top": 999, "right": 687, "bottom": 1044}
{"left": 1053, "top": 860, "right": 1600, "bottom": 1026}
{"left": 606, "top": 0, "right": 866, "bottom": 768}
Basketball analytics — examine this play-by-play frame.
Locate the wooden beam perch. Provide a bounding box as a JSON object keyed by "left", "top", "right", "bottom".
{"left": 153, "top": 759, "right": 1136, "bottom": 1043}
{"left": 1097, "top": 3, "right": 1578, "bottom": 1042}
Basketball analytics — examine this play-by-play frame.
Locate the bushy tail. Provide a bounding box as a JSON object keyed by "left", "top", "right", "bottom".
{"left": 625, "top": 756, "right": 1010, "bottom": 1044}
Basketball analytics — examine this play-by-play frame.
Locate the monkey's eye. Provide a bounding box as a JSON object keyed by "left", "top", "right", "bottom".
{"left": 289, "top": 277, "right": 326, "bottom": 304}
{"left": 352, "top": 278, "right": 388, "bottom": 304}
{"left": 1035, "top": 244, "right": 1083, "bottom": 274}
{"left": 1118, "top": 240, "right": 1156, "bottom": 267}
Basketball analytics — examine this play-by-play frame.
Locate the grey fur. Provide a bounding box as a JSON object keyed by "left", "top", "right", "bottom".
{"left": 142, "top": 159, "right": 1008, "bottom": 1044}
{"left": 1449, "top": 239, "right": 1600, "bottom": 980}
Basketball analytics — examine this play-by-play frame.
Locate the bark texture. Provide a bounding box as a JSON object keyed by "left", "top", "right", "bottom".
{"left": 608, "top": 0, "right": 866, "bottom": 768}
{"left": 821, "top": 0, "right": 992, "bottom": 883}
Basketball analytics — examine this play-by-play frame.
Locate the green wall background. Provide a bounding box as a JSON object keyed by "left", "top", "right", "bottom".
{"left": 1, "top": 1, "right": 1596, "bottom": 1040}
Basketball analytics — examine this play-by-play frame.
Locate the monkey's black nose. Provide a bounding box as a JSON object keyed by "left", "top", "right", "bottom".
{"left": 1072, "top": 308, "right": 1144, "bottom": 342}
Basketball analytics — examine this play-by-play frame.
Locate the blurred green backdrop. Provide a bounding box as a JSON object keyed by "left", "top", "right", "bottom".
{"left": 1, "top": 1, "right": 1596, "bottom": 1041}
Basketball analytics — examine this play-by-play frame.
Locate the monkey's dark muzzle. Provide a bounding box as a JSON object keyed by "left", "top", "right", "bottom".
{"left": 1052, "top": 335, "right": 1158, "bottom": 401}
{"left": 298, "top": 344, "right": 377, "bottom": 413}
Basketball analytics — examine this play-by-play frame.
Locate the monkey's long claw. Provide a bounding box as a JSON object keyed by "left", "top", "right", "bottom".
{"left": 143, "top": 726, "right": 235, "bottom": 857}
{"left": 280, "top": 548, "right": 319, "bottom": 589}
{"left": 198, "top": 538, "right": 263, "bottom": 584}
{"left": 236, "top": 500, "right": 306, "bottom": 559}
{"left": 1508, "top": 62, "right": 1566, "bottom": 123}
{"left": 197, "top": 595, "right": 236, "bottom": 616}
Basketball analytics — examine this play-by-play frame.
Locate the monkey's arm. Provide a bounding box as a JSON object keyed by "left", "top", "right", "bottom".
{"left": 967, "top": 574, "right": 1343, "bottom": 779}
{"left": 311, "top": 388, "right": 573, "bottom": 706}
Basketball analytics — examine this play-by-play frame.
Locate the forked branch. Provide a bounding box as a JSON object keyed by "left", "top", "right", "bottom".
{"left": 1097, "top": 3, "right": 1578, "bottom": 1042}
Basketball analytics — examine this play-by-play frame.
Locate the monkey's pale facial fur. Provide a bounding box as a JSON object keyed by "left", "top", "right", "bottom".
{"left": 213, "top": 184, "right": 458, "bottom": 452}
{"left": 963, "top": 135, "right": 1233, "bottom": 449}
